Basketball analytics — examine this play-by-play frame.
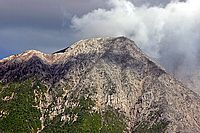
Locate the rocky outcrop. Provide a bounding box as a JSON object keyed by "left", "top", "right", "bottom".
{"left": 1, "top": 37, "right": 200, "bottom": 132}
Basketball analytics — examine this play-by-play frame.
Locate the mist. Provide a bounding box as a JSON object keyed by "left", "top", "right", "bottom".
{"left": 71, "top": 0, "right": 200, "bottom": 92}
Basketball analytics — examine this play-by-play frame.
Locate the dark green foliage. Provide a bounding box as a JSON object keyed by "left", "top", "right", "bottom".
{"left": 0, "top": 79, "right": 44, "bottom": 133}
{"left": 133, "top": 120, "right": 169, "bottom": 133}
{"left": 101, "top": 107, "right": 126, "bottom": 133}
{"left": 0, "top": 80, "right": 126, "bottom": 133}
{"left": 43, "top": 96, "right": 102, "bottom": 133}
{"left": 43, "top": 97, "right": 126, "bottom": 133}
{"left": 132, "top": 110, "right": 169, "bottom": 133}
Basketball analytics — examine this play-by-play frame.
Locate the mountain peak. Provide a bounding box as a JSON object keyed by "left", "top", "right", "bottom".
{"left": 0, "top": 36, "right": 135, "bottom": 63}
{"left": 1, "top": 37, "right": 200, "bottom": 132}
{"left": 0, "top": 49, "right": 44, "bottom": 63}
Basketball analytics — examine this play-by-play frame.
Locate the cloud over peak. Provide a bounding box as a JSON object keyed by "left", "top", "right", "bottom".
{"left": 71, "top": 0, "right": 200, "bottom": 76}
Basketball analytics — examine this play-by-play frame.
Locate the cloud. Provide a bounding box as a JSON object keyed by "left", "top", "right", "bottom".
{"left": 0, "top": 0, "right": 108, "bottom": 56}
{"left": 131, "top": 0, "right": 172, "bottom": 6}
{"left": 0, "top": 0, "right": 108, "bottom": 29}
{"left": 0, "top": 0, "right": 199, "bottom": 91}
{"left": 71, "top": 0, "right": 200, "bottom": 75}
{"left": 0, "top": 0, "right": 199, "bottom": 78}
{"left": 0, "top": 0, "right": 172, "bottom": 56}
{"left": 0, "top": 27, "right": 76, "bottom": 53}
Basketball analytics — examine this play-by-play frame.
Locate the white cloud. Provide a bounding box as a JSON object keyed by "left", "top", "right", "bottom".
{"left": 71, "top": 0, "right": 200, "bottom": 91}
{"left": 71, "top": 0, "right": 200, "bottom": 69}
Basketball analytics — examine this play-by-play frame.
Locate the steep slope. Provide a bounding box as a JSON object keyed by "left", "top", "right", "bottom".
{"left": 174, "top": 68, "right": 200, "bottom": 94}
{"left": 1, "top": 37, "right": 200, "bottom": 133}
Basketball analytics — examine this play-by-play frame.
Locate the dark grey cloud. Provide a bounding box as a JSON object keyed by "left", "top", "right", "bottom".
{"left": 0, "top": 28, "right": 73, "bottom": 52}
{"left": 132, "top": 0, "right": 186, "bottom": 7}
{"left": 0, "top": 0, "right": 107, "bottom": 29}
{"left": 0, "top": 0, "right": 173, "bottom": 55}
{"left": 0, "top": 0, "right": 63, "bottom": 30}
{"left": 0, "top": 0, "right": 171, "bottom": 30}
{"left": 132, "top": 0, "right": 171, "bottom": 6}
{"left": 0, "top": 0, "right": 109, "bottom": 55}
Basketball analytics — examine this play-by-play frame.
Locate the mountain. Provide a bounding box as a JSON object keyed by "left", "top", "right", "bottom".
{"left": 1, "top": 37, "right": 200, "bottom": 133}
{"left": 174, "top": 68, "right": 200, "bottom": 94}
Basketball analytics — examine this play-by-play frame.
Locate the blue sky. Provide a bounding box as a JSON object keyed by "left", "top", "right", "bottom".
{"left": 0, "top": 47, "right": 18, "bottom": 59}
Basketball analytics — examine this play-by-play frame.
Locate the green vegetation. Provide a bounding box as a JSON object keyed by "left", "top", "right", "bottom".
{"left": 43, "top": 96, "right": 101, "bottom": 132}
{"left": 133, "top": 121, "right": 169, "bottom": 133}
{"left": 0, "top": 79, "right": 45, "bottom": 133}
{"left": 133, "top": 110, "right": 169, "bottom": 133}
{"left": 0, "top": 80, "right": 126, "bottom": 133}
{"left": 101, "top": 106, "right": 126, "bottom": 133}
{"left": 43, "top": 97, "right": 126, "bottom": 133}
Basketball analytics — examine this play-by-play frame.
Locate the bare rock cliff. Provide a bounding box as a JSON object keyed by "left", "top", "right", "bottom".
{"left": 1, "top": 37, "right": 200, "bottom": 132}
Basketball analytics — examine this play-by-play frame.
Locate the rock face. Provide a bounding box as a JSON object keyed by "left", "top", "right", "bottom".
{"left": 175, "top": 68, "right": 200, "bottom": 94}
{"left": 1, "top": 37, "right": 200, "bottom": 132}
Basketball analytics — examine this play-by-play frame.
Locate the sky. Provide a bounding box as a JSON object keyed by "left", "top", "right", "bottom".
{"left": 0, "top": 0, "right": 200, "bottom": 79}
{"left": 0, "top": 0, "right": 108, "bottom": 59}
{"left": 0, "top": 0, "right": 172, "bottom": 58}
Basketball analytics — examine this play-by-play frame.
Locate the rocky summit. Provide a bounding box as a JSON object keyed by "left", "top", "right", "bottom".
{"left": 1, "top": 37, "right": 200, "bottom": 133}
